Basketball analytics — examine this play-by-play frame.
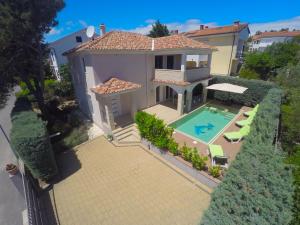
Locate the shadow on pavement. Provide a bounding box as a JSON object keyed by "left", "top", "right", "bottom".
{"left": 53, "top": 149, "right": 81, "bottom": 184}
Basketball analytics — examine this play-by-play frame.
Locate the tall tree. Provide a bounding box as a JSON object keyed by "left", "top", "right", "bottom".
{"left": 0, "top": 0, "right": 65, "bottom": 117}
{"left": 148, "top": 20, "right": 170, "bottom": 38}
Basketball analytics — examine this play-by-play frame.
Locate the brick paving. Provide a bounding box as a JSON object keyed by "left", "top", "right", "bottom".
{"left": 52, "top": 136, "right": 211, "bottom": 225}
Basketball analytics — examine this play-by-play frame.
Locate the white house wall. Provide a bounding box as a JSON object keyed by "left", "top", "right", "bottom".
{"left": 69, "top": 53, "right": 156, "bottom": 127}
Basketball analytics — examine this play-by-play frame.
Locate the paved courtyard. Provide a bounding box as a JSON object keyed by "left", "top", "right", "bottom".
{"left": 51, "top": 136, "right": 211, "bottom": 225}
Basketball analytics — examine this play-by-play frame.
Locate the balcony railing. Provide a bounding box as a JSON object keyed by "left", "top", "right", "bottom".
{"left": 155, "top": 67, "right": 210, "bottom": 83}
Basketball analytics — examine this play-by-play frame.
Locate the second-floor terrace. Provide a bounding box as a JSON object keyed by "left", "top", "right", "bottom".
{"left": 154, "top": 53, "right": 211, "bottom": 83}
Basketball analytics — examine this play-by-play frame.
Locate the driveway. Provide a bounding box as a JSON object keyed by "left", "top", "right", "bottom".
{"left": 0, "top": 88, "right": 26, "bottom": 225}
{"left": 52, "top": 136, "right": 211, "bottom": 225}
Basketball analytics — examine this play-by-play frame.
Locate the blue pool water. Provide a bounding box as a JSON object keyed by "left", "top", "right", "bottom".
{"left": 170, "top": 106, "right": 236, "bottom": 143}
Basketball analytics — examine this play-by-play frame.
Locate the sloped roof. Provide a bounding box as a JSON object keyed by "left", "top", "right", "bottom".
{"left": 65, "top": 31, "right": 214, "bottom": 54}
{"left": 154, "top": 35, "right": 214, "bottom": 50}
{"left": 252, "top": 31, "right": 300, "bottom": 40}
{"left": 183, "top": 24, "right": 249, "bottom": 38}
{"left": 91, "top": 78, "right": 142, "bottom": 95}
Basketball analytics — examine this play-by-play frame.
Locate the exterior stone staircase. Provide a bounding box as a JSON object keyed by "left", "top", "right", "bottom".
{"left": 112, "top": 124, "right": 141, "bottom": 145}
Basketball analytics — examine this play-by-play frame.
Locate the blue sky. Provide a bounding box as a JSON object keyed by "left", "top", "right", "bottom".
{"left": 46, "top": 0, "right": 300, "bottom": 42}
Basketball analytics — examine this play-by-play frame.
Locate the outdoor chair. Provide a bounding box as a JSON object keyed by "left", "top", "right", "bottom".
{"left": 208, "top": 144, "right": 228, "bottom": 168}
{"left": 244, "top": 104, "right": 259, "bottom": 117}
{"left": 223, "top": 125, "right": 250, "bottom": 143}
{"left": 235, "top": 114, "right": 254, "bottom": 127}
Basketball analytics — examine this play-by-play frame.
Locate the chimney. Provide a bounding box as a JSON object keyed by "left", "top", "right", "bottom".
{"left": 234, "top": 20, "right": 240, "bottom": 26}
{"left": 100, "top": 24, "right": 106, "bottom": 36}
{"left": 200, "top": 25, "right": 204, "bottom": 30}
{"left": 205, "top": 26, "right": 209, "bottom": 29}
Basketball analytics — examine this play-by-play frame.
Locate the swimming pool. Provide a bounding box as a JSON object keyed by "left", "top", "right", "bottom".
{"left": 170, "top": 106, "right": 236, "bottom": 143}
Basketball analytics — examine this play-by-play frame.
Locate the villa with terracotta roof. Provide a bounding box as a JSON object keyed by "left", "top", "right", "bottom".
{"left": 65, "top": 29, "right": 215, "bottom": 133}
{"left": 249, "top": 30, "right": 300, "bottom": 52}
{"left": 183, "top": 21, "right": 250, "bottom": 76}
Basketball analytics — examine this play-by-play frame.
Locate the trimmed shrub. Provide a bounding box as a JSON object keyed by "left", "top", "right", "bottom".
{"left": 135, "top": 111, "right": 173, "bottom": 149}
{"left": 209, "top": 166, "right": 221, "bottom": 178}
{"left": 209, "top": 76, "right": 276, "bottom": 106}
{"left": 191, "top": 149, "right": 208, "bottom": 170}
{"left": 10, "top": 100, "right": 57, "bottom": 181}
{"left": 168, "top": 139, "right": 179, "bottom": 156}
{"left": 200, "top": 88, "right": 294, "bottom": 225}
{"left": 180, "top": 143, "right": 193, "bottom": 162}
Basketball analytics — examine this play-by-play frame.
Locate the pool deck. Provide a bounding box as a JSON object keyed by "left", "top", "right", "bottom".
{"left": 172, "top": 104, "right": 252, "bottom": 166}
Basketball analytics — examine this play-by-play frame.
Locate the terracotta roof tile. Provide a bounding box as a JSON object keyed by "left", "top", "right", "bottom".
{"left": 91, "top": 78, "right": 142, "bottom": 95}
{"left": 154, "top": 35, "right": 214, "bottom": 50}
{"left": 65, "top": 31, "right": 214, "bottom": 54}
{"left": 252, "top": 31, "right": 300, "bottom": 40}
{"left": 183, "top": 24, "right": 248, "bottom": 38}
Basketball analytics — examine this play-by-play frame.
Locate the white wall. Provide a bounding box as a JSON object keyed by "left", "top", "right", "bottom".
{"left": 69, "top": 52, "right": 156, "bottom": 127}
{"left": 250, "top": 36, "right": 293, "bottom": 51}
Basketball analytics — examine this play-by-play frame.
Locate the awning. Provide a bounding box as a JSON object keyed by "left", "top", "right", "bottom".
{"left": 206, "top": 83, "right": 248, "bottom": 94}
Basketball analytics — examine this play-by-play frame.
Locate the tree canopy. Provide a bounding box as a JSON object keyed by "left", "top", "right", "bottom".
{"left": 148, "top": 20, "right": 170, "bottom": 38}
{"left": 0, "top": 0, "right": 65, "bottom": 117}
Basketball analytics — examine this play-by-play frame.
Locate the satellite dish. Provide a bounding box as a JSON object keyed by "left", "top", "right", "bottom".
{"left": 86, "top": 26, "right": 95, "bottom": 38}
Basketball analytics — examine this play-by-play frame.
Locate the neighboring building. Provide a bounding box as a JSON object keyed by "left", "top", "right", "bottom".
{"left": 249, "top": 30, "right": 300, "bottom": 52}
{"left": 49, "top": 28, "right": 98, "bottom": 80}
{"left": 64, "top": 31, "right": 215, "bottom": 133}
{"left": 183, "top": 21, "right": 250, "bottom": 76}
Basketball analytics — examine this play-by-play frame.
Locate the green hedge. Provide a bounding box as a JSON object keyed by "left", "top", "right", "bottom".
{"left": 210, "top": 76, "right": 277, "bottom": 106}
{"left": 10, "top": 98, "right": 57, "bottom": 181}
{"left": 135, "top": 111, "right": 174, "bottom": 149}
{"left": 200, "top": 88, "right": 294, "bottom": 225}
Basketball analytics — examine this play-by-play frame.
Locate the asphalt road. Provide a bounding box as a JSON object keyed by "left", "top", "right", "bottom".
{"left": 0, "top": 88, "right": 26, "bottom": 225}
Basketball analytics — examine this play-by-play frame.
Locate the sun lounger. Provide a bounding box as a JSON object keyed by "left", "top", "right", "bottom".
{"left": 244, "top": 104, "right": 259, "bottom": 117}
{"left": 235, "top": 115, "right": 254, "bottom": 127}
{"left": 208, "top": 144, "right": 228, "bottom": 168}
{"left": 223, "top": 125, "right": 250, "bottom": 143}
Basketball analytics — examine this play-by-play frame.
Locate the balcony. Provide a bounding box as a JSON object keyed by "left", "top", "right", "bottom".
{"left": 155, "top": 67, "right": 210, "bottom": 83}
{"left": 154, "top": 54, "right": 211, "bottom": 84}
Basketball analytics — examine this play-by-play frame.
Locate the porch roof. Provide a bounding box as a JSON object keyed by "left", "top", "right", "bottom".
{"left": 91, "top": 78, "right": 142, "bottom": 96}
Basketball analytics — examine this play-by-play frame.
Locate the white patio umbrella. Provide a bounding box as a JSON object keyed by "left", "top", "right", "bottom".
{"left": 206, "top": 83, "right": 248, "bottom": 94}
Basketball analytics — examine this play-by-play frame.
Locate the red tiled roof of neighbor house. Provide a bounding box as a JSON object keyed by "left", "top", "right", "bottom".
{"left": 252, "top": 31, "right": 300, "bottom": 40}
{"left": 91, "top": 78, "right": 142, "bottom": 95}
{"left": 154, "top": 35, "right": 215, "bottom": 50}
{"left": 64, "top": 31, "right": 214, "bottom": 54}
{"left": 183, "top": 23, "right": 249, "bottom": 38}
{"left": 153, "top": 76, "right": 212, "bottom": 86}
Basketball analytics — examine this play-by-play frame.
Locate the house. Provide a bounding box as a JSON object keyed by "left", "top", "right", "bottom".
{"left": 183, "top": 21, "right": 250, "bottom": 76}
{"left": 48, "top": 27, "right": 100, "bottom": 80}
{"left": 249, "top": 30, "right": 300, "bottom": 52}
{"left": 64, "top": 31, "right": 215, "bottom": 134}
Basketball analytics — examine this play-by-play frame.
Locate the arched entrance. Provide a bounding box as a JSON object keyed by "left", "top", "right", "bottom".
{"left": 192, "top": 83, "right": 203, "bottom": 108}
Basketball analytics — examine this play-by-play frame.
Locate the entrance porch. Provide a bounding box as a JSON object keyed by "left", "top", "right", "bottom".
{"left": 153, "top": 78, "right": 210, "bottom": 118}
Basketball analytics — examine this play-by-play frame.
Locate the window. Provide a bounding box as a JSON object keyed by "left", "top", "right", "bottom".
{"left": 155, "top": 56, "right": 163, "bottom": 69}
{"left": 167, "top": 55, "right": 174, "bottom": 69}
{"left": 76, "top": 36, "right": 82, "bottom": 43}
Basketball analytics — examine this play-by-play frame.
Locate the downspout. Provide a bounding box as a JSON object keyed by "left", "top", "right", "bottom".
{"left": 227, "top": 32, "right": 236, "bottom": 76}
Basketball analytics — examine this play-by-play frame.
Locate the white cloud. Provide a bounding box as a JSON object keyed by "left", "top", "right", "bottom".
{"left": 145, "top": 19, "right": 156, "bottom": 24}
{"left": 249, "top": 16, "right": 300, "bottom": 34}
{"left": 79, "top": 20, "right": 88, "bottom": 28}
{"left": 48, "top": 27, "right": 63, "bottom": 36}
{"left": 127, "top": 19, "right": 217, "bottom": 35}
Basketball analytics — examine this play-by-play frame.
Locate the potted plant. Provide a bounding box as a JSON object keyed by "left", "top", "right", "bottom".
{"left": 107, "top": 134, "right": 113, "bottom": 142}
{"left": 5, "top": 163, "right": 18, "bottom": 176}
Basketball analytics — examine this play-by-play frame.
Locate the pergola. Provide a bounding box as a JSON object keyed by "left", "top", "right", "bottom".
{"left": 206, "top": 83, "right": 248, "bottom": 94}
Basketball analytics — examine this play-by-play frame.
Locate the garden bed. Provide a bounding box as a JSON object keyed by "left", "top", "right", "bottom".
{"left": 141, "top": 139, "right": 220, "bottom": 188}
